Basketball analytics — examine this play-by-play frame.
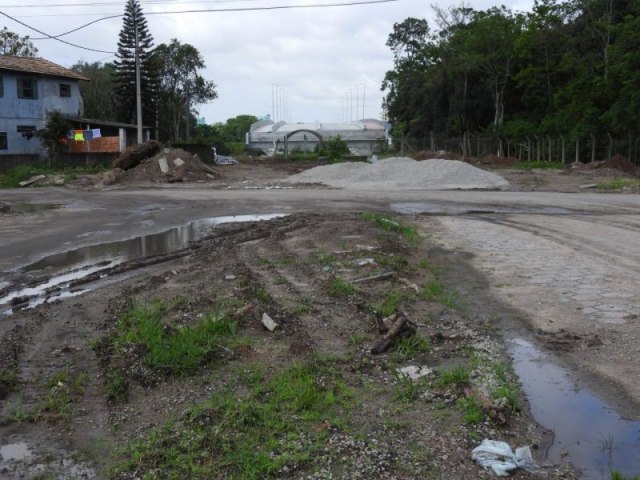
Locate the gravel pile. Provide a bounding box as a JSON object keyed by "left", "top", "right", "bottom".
{"left": 285, "top": 157, "right": 509, "bottom": 190}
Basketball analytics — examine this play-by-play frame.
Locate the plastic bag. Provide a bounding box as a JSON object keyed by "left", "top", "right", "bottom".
{"left": 471, "top": 439, "right": 537, "bottom": 476}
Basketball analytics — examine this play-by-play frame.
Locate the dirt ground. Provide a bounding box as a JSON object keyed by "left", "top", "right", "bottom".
{"left": 1, "top": 156, "right": 639, "bottom": 479}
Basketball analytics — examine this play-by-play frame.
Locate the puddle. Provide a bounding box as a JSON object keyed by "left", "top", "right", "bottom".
{"left": 390, "top": 202, "right": 573, "bottom": 216}
{"left": 509, "top": 337, "right": 640, "bottom": 479}
{"left": 0, "top": 213, "right": 286, "bottom": 314}
{"left": 0, "top": 442, "right": 32, "bottom": 461}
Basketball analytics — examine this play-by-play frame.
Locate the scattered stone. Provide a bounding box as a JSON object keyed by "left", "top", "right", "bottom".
{"left": 158, "top": 157, "right": 169, "bottom": 173}
{"left": 397, "top": 365, "right": 432, "bottom": 380}
{"left": 224, "top": 274, "right": 236, "bottom": 281}
{"left": 579, "top": 184, "right": 597, "bottom": 189}
{"left": 261, "top": 312, "right": 279, "bottom": 332}
{"left": 173, "top": 158, "right": 185, "bottom": 167}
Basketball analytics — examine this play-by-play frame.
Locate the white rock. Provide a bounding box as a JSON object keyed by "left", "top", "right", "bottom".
{"left": 261, "top": 313, "right": 279, "bottom": 332}
{"left": 158, "top": 157, "right": 169, "bottom": 173}
{"left": 397, "top": 365, "right": 432, "bottom": 381}
{"left": 173, "top": 158, "right": 185, "bottom": 167}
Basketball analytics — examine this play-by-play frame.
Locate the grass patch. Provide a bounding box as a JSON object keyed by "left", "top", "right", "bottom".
{"left": 41, "top": 368, "right": 88, "bottom": 420}
{"left": 491, "top": 384, "right": 520, "bottom": 412}
{"left": 392, "top": 334, "right": 430, "bottom": 356}
{"left": 456, "top": 395, "right": 484, "bottom": 424}
{"left": 376, "top": 290, "right": 406, "bottom": 317}
{"left": 328, "top": 277, "right": 356, "bottom": 297}
{"left": 596, "top": 178, "right": 639, "bottom": 190}
{"left": 437, "top": 365, "right": 470, "bottom": 387}
{"left": 393, "top": 374, "right": 420, "bottom": 403}
{"left": 361, "top": 212, "right": 420, "bottom": 245}
{"left": 105, "top": 373, "right": 130, "bottom": 403}
{"left": 0, "top": 163, "right": 107, "bottom": 188}
{"left": 115, "top": 303, "right": 237, "bottom": 376}
{"left": 421, "top": 280, "right": 461, "bottom": 309}
{"left": 509, "top": 161, "right": 563, "bottom": 170}
{"left": 113, "top": 360, "right": 351, "bottom": 478}
{"left": 611, "top": 472, "right": 640, "bottom": 480}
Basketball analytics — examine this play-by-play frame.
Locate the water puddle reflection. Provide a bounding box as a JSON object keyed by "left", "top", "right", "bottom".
{"left": 509, "top": 337, "right": 640, "bottom": 479}
{"left": 0, "top": 213, "right": 286, "bottom": 315}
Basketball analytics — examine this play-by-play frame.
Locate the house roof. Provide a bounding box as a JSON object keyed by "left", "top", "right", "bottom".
{"left": 0, "top": 56, "right": 88, "bottom": 81}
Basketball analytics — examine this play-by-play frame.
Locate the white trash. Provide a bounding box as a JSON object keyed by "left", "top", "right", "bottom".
{"left": 471, "top": 439, "right": 537, "bottom": 476}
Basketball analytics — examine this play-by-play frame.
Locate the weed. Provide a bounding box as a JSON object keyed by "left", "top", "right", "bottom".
{"left": 376, "top": 290, "right": 406, "bottom": 317}
{"left": 611, "top": 471, "right": 640, "bottom": 480}
{"left": 510, "top": 161, "right": 563, "bottom": 170}
{"left": 421, "top": 280, "right": 444, "bottom": 301}
{"left": 437, "top": 365, "right": 470, "bottom": 387}
{"left": 0, "top": 164, "right": 107, "bottom": 188}
{"left": 456, "top": 395, "right": 484, "bottom": 424}
{"left": 393, "top": 373, "right": 420, "bottom": 403}
{"left": 361, "top": 212, "right": 420, "bottom": 245}
{"left": 315, "top": 251, "right": 337, "bottom": 266}
{"left": 0, "top": 367, "right": 18, "bottom": 397}
{"left": 597, "top": 178, "right": 639, "bottom": 190}
{"left": 491, "top": 384, "right": 520, "bottom": 412}
{"left": 328, "top": 277, "right": 356, "bottom": 297}
{"left": 113, "top": 360, "right": 351, "bottom": 478}
{"left": 115, "top": 303, "right": 237, "bottom": 376}
{"left": 105, "top": 373, "right": 130, "bottom": 403}
{"left": 41, "top": 368, "right": 87, "bottom": 420}
{"left": 392, "top": 334, "right": 430, "bottom": 356}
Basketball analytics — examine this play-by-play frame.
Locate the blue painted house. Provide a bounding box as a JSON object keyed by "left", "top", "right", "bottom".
{"left": 0, "top": 55, "right": 87, "bottom": 159}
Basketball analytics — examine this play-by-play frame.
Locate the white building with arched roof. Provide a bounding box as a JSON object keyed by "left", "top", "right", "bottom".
{"left": 248, "top": 119, "right": 389, "bottom": 156}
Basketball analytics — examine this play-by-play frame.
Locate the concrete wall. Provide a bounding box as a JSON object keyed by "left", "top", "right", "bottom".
{"left": 250, "top": 129, "right": 387, "bottom": 156}
{"left": 0, "top": 73, "right": 83, "bottom": 157}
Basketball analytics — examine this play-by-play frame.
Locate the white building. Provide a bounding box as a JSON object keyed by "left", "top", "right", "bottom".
{"left": 248, "top": 119, "right": 389, "bottom": 156}
{"left": 0, "top": 55, "right": 87, "bottom": 159}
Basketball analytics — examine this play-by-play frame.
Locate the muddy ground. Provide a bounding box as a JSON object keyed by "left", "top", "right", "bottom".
{"left": 1, "top": 158, "right": 639, "bottom": 479}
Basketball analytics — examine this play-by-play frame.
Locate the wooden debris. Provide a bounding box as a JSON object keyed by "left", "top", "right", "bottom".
{"left": 353, "top": 271, "right": 394, "bottom": 284}
{"left": 371, "top": 311, "right": 417, "bottom": 354}
{"left": 232, "top": 303, "right": 254, "bottom": 318}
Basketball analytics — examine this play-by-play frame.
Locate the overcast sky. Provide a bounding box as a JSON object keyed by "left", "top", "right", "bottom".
{"left": 3, "top": 0, "right": 533, "bottom": 124}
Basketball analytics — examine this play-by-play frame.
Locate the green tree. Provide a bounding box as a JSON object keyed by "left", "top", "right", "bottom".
{"left": 72, "top": 61, "right": 118, "bottom": 121}
{"left": 113, "top": 0, "right": 158, "bottom": 126}
{"left": 218, "top": 115, "right": 258, "bottom": 142}
{"left": 37, "top": 111, "right": 72, "bottom": 166}
{"left": 155, "top": 39, "right": 217, "bottom": 142}
{"left": 0, "top": 27, "right": 37, "bottom": 56}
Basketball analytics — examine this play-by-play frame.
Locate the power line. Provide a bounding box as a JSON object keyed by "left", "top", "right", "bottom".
{"left": 4, "top": 0, "right": 399, "bottom": 53}
{"left": 0, "top": 0, "right": 263, "bottom": 9}
{"left": 0, "top": 10, "right": 116, "bottom": 52}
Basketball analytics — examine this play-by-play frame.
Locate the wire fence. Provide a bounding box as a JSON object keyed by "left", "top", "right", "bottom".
{"left": 397, "top": 133, "right": 640, "bottom": 164}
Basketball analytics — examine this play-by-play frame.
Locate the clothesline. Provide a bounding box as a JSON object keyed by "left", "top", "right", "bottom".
{"left": 68, "top": 129, "right": 102, "bottom": 142}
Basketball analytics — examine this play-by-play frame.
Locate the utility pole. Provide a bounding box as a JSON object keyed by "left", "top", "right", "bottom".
{"left": 362, "top": 82, "right": 365, "bottom": 119}
{"left": 134, "top": 20, "right": 143, "bottom": 143}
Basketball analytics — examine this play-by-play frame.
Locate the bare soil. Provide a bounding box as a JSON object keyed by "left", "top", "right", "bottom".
{"left": 2, "top": 155, "right": 638, "bottom": 478}
{"left": 0, "top": 211, "right": 578, "bottom": 479}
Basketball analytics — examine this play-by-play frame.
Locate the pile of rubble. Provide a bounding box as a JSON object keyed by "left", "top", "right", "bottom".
{"left": 101, "top": 147, "right": 219, "bottom": 186}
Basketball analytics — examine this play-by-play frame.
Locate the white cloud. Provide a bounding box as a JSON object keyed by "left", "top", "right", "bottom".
{"left": 7, "top": 0, "right": 532, "bottom": 124}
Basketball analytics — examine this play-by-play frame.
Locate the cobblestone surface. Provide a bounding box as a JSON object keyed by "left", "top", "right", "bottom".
{"left": 432, "top": 212, "right": 640, "bottom": 405}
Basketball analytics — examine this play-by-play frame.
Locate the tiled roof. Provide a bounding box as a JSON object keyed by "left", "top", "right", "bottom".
{"left": 0, "top": 55, "right": 88, "bottom": 81}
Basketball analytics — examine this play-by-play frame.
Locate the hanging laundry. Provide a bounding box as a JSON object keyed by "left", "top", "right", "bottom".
{"left": 67, "top": 130, "right": 75, "bottom": 140}
{"left": 91, "top": 128, "right": 102, "bottom": 139}
{"left": 74, "top": 130, "right": 84, "bottom": 141}
{"left": 83, "top": 130, "right": 93, "bottom": 141}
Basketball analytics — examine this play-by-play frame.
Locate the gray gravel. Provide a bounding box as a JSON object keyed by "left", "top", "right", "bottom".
{"left": 285, "top": 157, "right": 509, "bottom": 190}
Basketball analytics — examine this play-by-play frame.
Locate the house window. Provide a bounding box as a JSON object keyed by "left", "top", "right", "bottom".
{"left": 59, "top": 83, "right": 71, "bottom": 98}
{"left": 17, "top": 77, "right": 38, "bottom": 99}
{"left": 0, "top": 76, "right": 4, "bottom": 97}
{"left": 0, "top": 132, "right": 7, "bottom": 150}
{"left": 17, "top": 125, "right": 37, "bottom": 140}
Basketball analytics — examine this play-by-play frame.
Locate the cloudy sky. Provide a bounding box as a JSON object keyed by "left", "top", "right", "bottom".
{"left": 3, "top": 0, "right": 533, "bottom": 124}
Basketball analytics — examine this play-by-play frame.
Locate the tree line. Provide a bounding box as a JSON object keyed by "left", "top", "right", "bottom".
{"left": 382, "top": 0, "right": 640, "bottom": 143}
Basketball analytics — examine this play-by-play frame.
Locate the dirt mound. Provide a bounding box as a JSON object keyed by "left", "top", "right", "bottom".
{"left": 569, "top": 155, "right": 639, "bottom": 177}
{"left": 113, "top": 141, "right": 161, "bottom": 170}
{"left": 100, "top": 148, "right": 219, "bottom": 186}
{"left": 478, "top": 154, "right": 519, "bottom": 167}
{"left": 413, "top": 149, "right": 463, "bottom": 160}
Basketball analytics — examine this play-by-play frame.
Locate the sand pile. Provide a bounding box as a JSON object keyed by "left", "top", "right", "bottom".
{"left": 102, "top": 148, "right": 219, "bottom": 186}
{"left": 285, "top": 157, "right": 509, "bottom": 190}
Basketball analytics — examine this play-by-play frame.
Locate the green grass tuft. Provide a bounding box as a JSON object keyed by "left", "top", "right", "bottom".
{"left": 115, "top": 303, "right": 237, "bottom": 376}
{"left": 437, "top": 365, "right": 470, "bottom": 387}
{"left": 509, "top": 161, "right": 563, "bottom": 170}
{"left": 361, "top": 212, "right": 420, "bottom": 244}
{"left": 596, "top": 178, "right": 639, "bottom": 190}
{"left": 328, "top": 277, "right": 356, "bottom": 297}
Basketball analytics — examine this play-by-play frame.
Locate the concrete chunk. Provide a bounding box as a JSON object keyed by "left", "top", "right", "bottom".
{"left": 158, "top": 157, "right": 169, "bottom": 173}
{"left": 261, "top": 312, "right": 278, "bottom": 332}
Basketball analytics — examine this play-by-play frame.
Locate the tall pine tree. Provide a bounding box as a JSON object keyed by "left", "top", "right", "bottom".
{"left": 114, "top": 0, "right": 157, "bottom": 128}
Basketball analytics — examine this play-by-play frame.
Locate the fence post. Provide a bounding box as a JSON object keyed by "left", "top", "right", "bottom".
{"left": 607, "top": 133, "right": 612, "bottom": 160}
{"left": 575, "top": 137, "right": 579, "bottom": 163}
{"left": 590, "top": 134, "right": 596, "bottom": 162}
{"left": 430, "top": 131, "right": 434, "bottom": 151}
{"left": 527, "top": 136, "right": 531, "bottom": 161}
{"left": 560, "top": 136, "right": 566, "bottom": 164}
{"left": 401, "top": 135, "right": 405, "bottom": 157}
{"left": 547, "top": 135, "right": 552, "bottom": 162}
